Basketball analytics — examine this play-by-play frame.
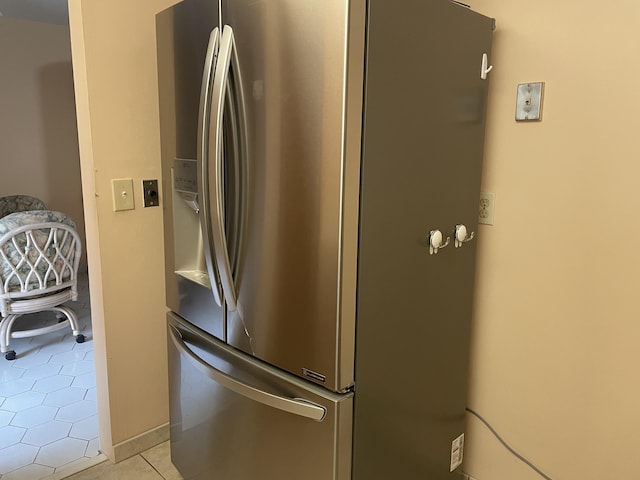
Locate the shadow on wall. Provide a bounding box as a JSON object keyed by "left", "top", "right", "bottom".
{"left": 37, "top": 60, "right": 87, "bottom": 267}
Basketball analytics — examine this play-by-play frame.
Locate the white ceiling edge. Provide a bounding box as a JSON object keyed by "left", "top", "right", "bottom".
{"left": 0, "top": 0, "right": 69, "bottom": 26}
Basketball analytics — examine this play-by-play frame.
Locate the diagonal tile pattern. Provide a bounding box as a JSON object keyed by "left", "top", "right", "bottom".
{"left": 0, "top": 271, "right": 99, "bottom": 479}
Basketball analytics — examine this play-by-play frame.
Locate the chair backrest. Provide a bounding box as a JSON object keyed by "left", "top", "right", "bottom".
{"left": 0, "top": 210, "right": 81, "bottom": 316}
{"left": 0, "top": 195, "right": 47, "bottom": 219}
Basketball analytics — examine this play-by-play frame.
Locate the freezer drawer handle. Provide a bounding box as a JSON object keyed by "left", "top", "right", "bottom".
{"left": 169, "top": 326, "right": 327, "bottom": 422}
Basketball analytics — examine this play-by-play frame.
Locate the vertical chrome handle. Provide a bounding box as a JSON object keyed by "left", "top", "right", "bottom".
{"left": 209, "top": 25, "right": 238, "bottom": 311}
{"left": 197, "top": 28, "right": 223, "bottom": 307}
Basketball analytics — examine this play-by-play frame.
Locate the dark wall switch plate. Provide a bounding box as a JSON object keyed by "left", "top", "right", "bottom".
{"left": 143, "top": 179, "right": 160, "bottom": 207}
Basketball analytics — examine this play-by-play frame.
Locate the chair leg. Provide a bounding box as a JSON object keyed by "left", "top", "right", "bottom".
{"left": 1, "top": 306, "right": 84, "bottom": 360}
{"left": 0, "top": 314, "right": 19, "bottom": 360}
{"left": 52, "top": 306, "right": 85, "bottom": 343}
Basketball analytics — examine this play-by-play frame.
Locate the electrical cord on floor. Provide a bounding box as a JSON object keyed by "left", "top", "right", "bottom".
{"left": 465, "top": 407, "right": 554, "bottom": 480}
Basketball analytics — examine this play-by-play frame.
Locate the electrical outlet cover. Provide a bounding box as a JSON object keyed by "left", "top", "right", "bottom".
{"left": 450, "top": 433, "right": 465, "bottom": 472}
{"left": 515, "top": 82, "right": 544, "bottom": 121}
{"left": 478, "top": 192, "right": 495, "bottom": 225}
{"left": 142, "top": 179, "right": 160, "bottom": 207}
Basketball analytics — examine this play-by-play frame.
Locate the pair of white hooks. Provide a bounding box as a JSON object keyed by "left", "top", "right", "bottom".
{"left": 428, "top": 224, "right": 475, "bottom": 255}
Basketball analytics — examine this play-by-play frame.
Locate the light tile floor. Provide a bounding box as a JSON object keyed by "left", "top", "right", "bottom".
{"left": 63, "top": 441, "right": 182, "bottom": 480}
{"left": 0, "top": 271, "right": 100, "bottom": 479}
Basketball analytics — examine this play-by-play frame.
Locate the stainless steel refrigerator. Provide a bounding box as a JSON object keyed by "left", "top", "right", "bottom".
{"left": 156, "top": 0, "right": 494, "bottom": 478}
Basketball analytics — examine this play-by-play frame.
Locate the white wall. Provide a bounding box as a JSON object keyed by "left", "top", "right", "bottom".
{"left": 466, "top": 1, "right": 640, "bottom": 479}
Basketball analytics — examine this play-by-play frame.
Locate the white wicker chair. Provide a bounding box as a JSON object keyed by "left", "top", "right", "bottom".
{"left": 0, "top": 208, "right": 84, "bottom": 360}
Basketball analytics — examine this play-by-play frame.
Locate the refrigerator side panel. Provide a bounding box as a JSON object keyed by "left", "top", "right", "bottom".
{"left": 167, "top": 313, "right": 353, "bottom": 480}
{"left": 353, "top": 1, "right": 494, "bottom": 479}
{"left": 220, "top": 0, "right": 363, "bottom": 392}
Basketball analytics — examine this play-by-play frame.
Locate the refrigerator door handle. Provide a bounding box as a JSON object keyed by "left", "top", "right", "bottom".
{"left": 197, "top": 27, "right": 224, "bottom": 307}
{"left": 169, "top": 325, "right": 327, "bottom": 422}
{"left": 209, "top": 25, "right": 238, "bottom": 311}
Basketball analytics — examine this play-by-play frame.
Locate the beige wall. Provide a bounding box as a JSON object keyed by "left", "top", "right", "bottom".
{"left": 68, "top": 0, "right": 640, "bottom": 474}
{"left": 466, "top": 1, "right": 640, "bottom": 479}
{"left": 69, "top": 0, "right": 178, "bottom": 460}
{"left": 0, "top": 17, "right": 85, "bottom": 253}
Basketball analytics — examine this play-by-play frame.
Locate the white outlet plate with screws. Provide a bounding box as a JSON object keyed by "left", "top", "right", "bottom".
{"left": 478, "top": 192, "right": 495, "bottom": 225}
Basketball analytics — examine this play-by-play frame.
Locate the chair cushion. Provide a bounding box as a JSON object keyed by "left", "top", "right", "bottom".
{"left": 0, "top": 211, "right": 78, "bottom": 294}
{"left": 0, "top": 195, "right": 47, "bottom": 219}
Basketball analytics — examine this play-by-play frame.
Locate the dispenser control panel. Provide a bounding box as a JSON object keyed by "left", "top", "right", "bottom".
{"left": 173, "top": 158, "right": 198, "bottom": 194}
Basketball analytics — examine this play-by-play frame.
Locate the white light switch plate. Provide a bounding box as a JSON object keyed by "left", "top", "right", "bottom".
{"left": 112, "top": 178, "right": 135, "bottom": 211}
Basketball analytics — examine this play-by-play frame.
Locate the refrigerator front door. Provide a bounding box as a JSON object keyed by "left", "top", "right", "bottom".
{"left": 213, "top": 0, "right": 366, "bottom": 392}
{"left": 353, "top": 1, "right": 494, "bottom": 478}
{"left": 168, "top": 313, "right": 353, "bottom": 480}
{"left": 157, "top": 0, "right": 225, "bottom": 339}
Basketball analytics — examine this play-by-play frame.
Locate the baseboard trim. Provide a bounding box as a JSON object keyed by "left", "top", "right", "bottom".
{"left": 113, "top": 422, "right": 170, "bottom": 463}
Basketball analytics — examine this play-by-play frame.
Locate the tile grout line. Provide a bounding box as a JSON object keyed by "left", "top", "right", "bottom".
{"left": 140, "top": 454, "right": 169, "bottom": 479}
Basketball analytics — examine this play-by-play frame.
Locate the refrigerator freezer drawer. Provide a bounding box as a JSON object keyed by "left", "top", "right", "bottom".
{"left": 167, "top": 313, "right": 353, "bottom": 480}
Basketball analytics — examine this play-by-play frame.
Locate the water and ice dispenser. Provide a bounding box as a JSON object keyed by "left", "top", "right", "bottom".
{"left": 168, "top": 158, "right": 225, "bottom": 339}
{"left": 170, "top": 158, "right": 210, "bottom": 289}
